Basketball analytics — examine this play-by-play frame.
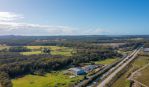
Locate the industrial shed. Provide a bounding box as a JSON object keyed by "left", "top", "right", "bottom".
{"left": 68, "top": 68, "right": 86, "bottom": 75}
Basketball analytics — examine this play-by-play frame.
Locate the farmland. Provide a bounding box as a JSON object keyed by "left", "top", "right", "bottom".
{"left": 21, "top": 46, "right": 74, "bottom": 56}
{"left": 0, "top": 45, "right": 9, "bottom": 50}
{"left": 12, "top": 70, "right": 84, "bottom": 87}
{"left": 0, "top": 45, "right": 74, "bottom": 56}
{"left": 111, "top": 56, "right": 149, "bottom": 87}
{"left": 80, "top": 58, "right": 119, "bottom": 67}
{"left": 95, "top": 58, "right": 119, "bottom": 65}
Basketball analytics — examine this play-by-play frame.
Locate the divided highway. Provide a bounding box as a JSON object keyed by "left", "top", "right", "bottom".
{"left": 97, "top": 47, "right": 141, "bottom": 87}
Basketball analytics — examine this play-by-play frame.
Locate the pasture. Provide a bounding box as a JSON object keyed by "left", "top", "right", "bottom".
{"left": 21, "top": 46, "right": 74, "bottom": 56}
{"left": 95, "top": 58, "right": 119, "bottom": 65}
{"left": 12, "top": 71, "right": 84, "bottom": 87}
{"left": 0, "top": 45, "right": 9, "bottom": 50}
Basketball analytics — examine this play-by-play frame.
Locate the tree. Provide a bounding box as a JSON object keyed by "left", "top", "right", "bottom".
{"left": 42, "top": 48, "right": 51, "bottom": 54}
{"left": 0, "top": 72, "right": 12, "bottom": 87}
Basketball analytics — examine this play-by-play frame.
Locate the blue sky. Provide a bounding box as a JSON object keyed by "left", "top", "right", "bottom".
{"left": 0, "top": 0, "right": 148, "bottom": 35}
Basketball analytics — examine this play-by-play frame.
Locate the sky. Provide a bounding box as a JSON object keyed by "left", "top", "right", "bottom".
{"left": 0, "top": 0, "right": 149, "bottom": 36}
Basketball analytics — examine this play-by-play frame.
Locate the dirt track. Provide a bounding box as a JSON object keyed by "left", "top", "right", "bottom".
{"left": 129, "top": 64, "right": 149, "bottom": 87}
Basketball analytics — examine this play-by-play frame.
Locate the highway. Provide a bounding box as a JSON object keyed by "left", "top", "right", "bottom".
{"left": 97, "top": 47, "right": 141, "bottom": 87}
{"left": 86, "top": 48, "right": 139, "bottom": 87}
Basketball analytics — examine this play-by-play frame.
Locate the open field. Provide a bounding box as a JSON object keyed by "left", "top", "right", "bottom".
{"left": 0, "top": 45, "right": 74, "bottom": 57}
{"left": 0, "top": 45, "right": 9, "bottom": 50}
{"left": 81, "top": 58, "right": 119, "bottom": 66}
{"left": 134, "top": 65, "right": 149, "bottom": 86}
{"left": 21, "top": 51, "right": 42, "bottom": 55}
{"left": 95, "top": 58, "right": 119, "bottom": 65}
{"left": 12, "top": 71, "right": 84, "bottom": 87}
{"left": 111, "top": 56, "right": 149, "bottom": 87}
{"left": 21, "top": 46, "right": 74, "bottom": 56}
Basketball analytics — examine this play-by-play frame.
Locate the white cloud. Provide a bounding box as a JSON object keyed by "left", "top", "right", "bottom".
{"left": 0, "top": 21, "right": 111, "bottom": 35}
{"left": 0, "top": 12, "right": 23, "bottom": 21}
{"left": 0, "top": 12, "right": 77, "bottom": 35}
{"left": 0, "top": 12, "right": 111, "bottom": 36}
{"left": 0, "top": 22, "right": 77, "bottom": 35}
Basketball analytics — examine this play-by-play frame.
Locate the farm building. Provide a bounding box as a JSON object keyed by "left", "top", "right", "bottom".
{"left": 82, "top": 65, "right": 98, "bottom": 73}
{"left": 68, "top": 68, "right": 86, "bottom": 75}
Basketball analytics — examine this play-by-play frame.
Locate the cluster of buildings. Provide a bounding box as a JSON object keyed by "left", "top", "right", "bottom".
{"left": 68, "top": 65, "right": 101, "bottom": 75}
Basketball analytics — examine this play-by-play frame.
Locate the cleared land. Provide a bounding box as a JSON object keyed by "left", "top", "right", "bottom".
{"left": 0, "top": 45, "right": 9, "bottom": 50}
{"left": 12, "top": 70, "right": 84, "bottom": 87}
{"left": 134, "top": 65, "right": 149, "bottom": 86}
{"left": 0, "top": 45, "right": 74, "bottom": 56}
{"left": 93, "top": 43, "right": 126, "bottom": 48}
{"left": 21, "top": 46, "right": 74, "bottom": 56}
{"left": 81, "top": 58, "right": 119, "bottom": 66}
{"left": 95, "top": 58, "right": 119, "bottom": 65}
{"left": 112, "top": 56, "right": 149, "bottom": 87}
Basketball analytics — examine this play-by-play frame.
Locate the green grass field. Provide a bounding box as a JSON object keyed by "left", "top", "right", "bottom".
{"left": 21, "top": 46, "right": 74, "bottom": 56}
{"left": 12, "top": 71, "right": 84, "bottom": 87}
{"left": 95, "top": 58, "right": 119, "bottom": 65}
{"left": 81, "top": 58, "right": 119, "bottom": 66}
{"left": 112, "top": 56, "right": 149, "bottom": 87}
{"left": 21, "top": 51, "right": 42, "bottom": 55}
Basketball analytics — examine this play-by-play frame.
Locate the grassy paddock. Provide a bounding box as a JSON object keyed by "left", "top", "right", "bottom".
{"left": 21, "top": 46, "right": 74, "bottom": 56}
{"left": 21, "top": 51, "right": 42, "bottom": 55}
{"left": 95, "top": 58, "right": 119, "bottom": 65}
{"left": 12, "top": 71, "right": 84, "bottom": 87}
